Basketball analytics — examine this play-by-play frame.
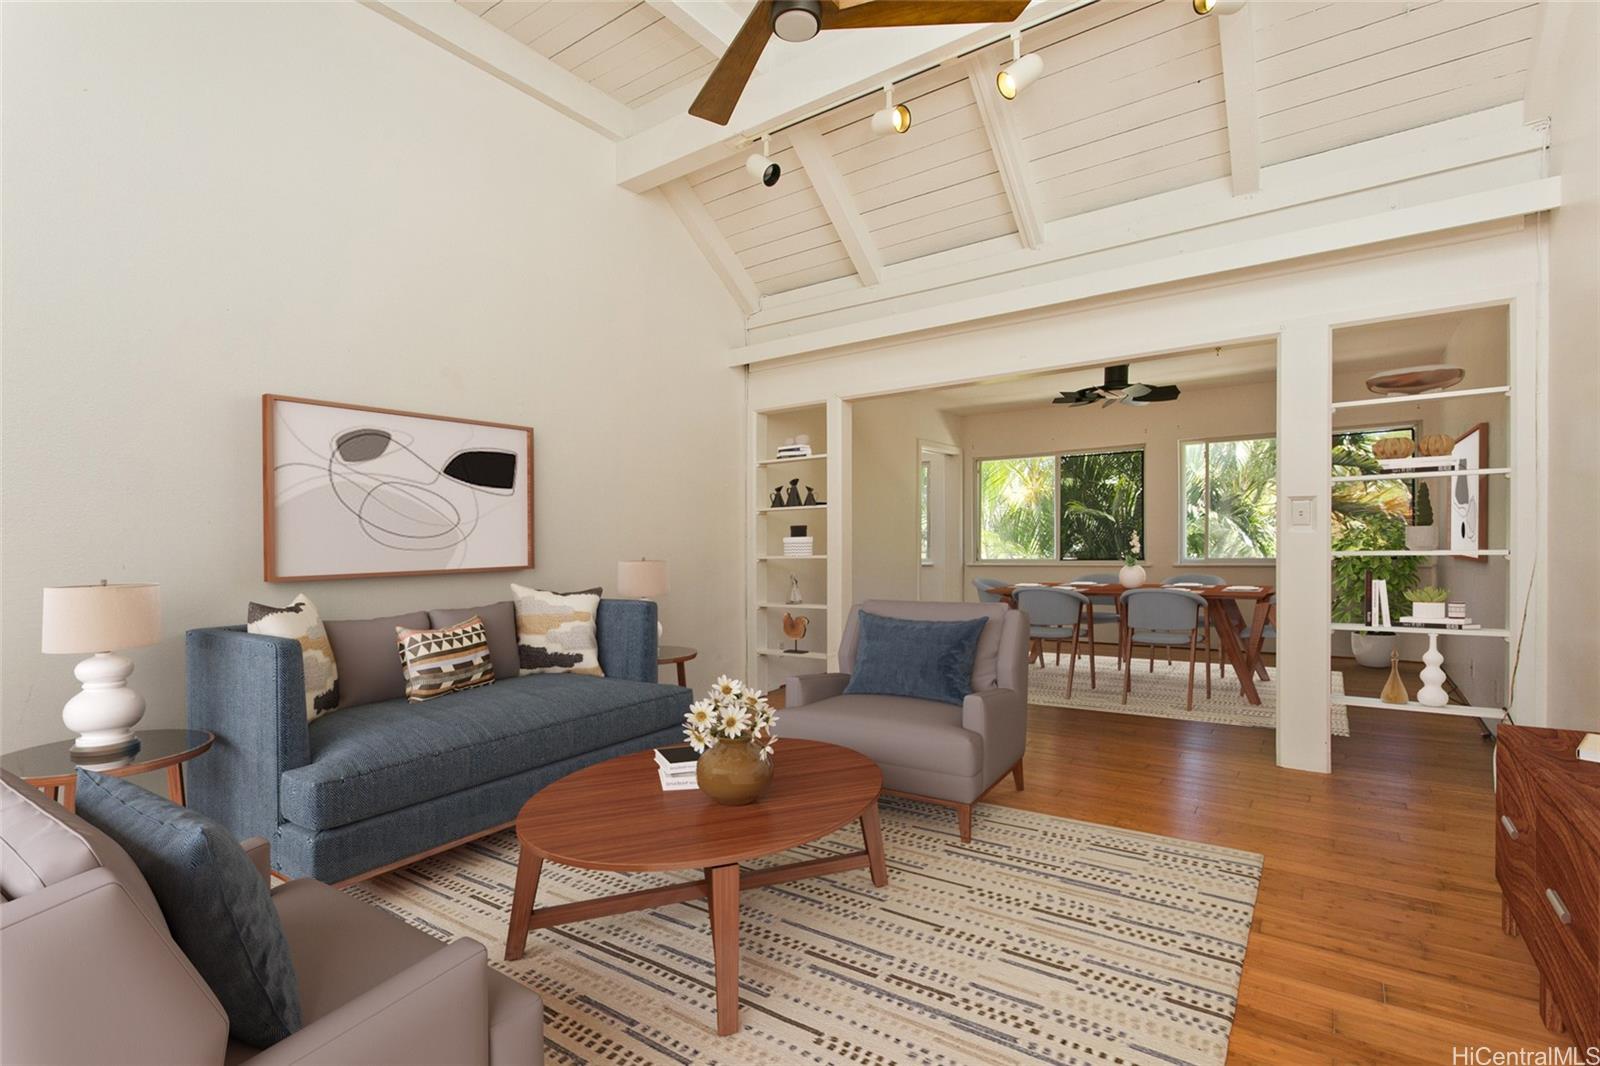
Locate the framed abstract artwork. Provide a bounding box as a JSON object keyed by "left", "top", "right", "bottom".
{"left": 1448, "top": 421, "right": 1488, "bottom": 562}
{"left": 263, "top": 395, "right": 533, "bottom": 581}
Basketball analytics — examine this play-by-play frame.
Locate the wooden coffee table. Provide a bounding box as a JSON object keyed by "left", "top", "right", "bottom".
{"left": 503, "top": 738, "right": 886, "bottom": 1036}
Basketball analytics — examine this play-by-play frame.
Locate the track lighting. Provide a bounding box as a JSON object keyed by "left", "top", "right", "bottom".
{"left": 1193, "top": 0, "right": 1246, "bottom": 14}
{"left": 745, "top": 134, "right": 780, "bottom": 187}
{"left": 996, "top": 32, "right": 1042, "bottom": 101}
{"left": 869, "top": 84, "right": 912, "bottom": 136}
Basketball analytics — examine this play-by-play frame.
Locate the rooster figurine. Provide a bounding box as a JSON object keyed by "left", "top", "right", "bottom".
{"left": 781, "top": 612, "right": 809, "bottom": 654}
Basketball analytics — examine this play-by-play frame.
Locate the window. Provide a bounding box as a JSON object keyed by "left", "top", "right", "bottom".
{"left": 1180, "top": 427, "right": 1418, "bottom": 563}
{"left": 976, "top": 449, "right": 1145, "bottom": 561}
{"left": 919, "top": 460, "right": 931, "bottom": 564}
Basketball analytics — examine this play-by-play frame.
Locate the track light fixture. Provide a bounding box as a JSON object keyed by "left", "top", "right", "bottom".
{"left": 1192, "top": 0, "right": 1246, "bottom": 14}
{"left": 870, "top": 84, "right": 912, "bottom": 136}
{"left": 745, "top": 134, "right": 781, "bottom": 187}
{"left": 996, "top": 32, "right": 1042, "bottom": 101}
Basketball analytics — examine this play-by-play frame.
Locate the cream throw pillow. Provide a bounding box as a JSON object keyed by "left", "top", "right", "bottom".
{"left": 246, "top": 594, "right": 340, "bottom": 721}
{"left": 509, "top": 584, "right": 603, "bottom": 676}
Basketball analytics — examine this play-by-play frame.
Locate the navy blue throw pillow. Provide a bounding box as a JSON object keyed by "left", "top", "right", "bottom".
{"left": 844, "top": 611, "right": 988, "bottom": 706}
{"left": 74, "top": 770, "right": 302, "bottom": 1048}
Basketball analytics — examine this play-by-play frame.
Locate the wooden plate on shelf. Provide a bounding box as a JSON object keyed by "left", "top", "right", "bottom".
{"left": 1364, "top": 364, "right": 1465, "bottom": 395}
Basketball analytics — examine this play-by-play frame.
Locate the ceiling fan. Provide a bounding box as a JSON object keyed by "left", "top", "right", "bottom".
{"left": 689, "top": 0, "right": 1032, "bottom": 126}
{"left": 1052, "top": 365, "right": 1182, "bottom": 408}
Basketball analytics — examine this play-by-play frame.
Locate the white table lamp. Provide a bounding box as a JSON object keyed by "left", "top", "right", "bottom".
{"left": 617, "top": 559, "right": 668, "bottom": 637}
{"left": 41, "top": 582, "right": 161, "bottom": 752}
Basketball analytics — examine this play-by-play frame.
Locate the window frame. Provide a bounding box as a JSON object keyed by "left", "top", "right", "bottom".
{"left": 972, "top": 444, "right": 1147, "bottom": 564}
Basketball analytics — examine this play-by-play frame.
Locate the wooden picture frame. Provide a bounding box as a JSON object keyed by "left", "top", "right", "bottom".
{"left": 1449, "top": 421, "right": 1489, "bottom": 562}
{"left": 263, "top": 395, "right": 533, "bottom": 582}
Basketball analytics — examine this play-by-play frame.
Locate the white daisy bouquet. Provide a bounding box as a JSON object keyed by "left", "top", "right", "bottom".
{"left": 684, "top": 675, "right": 778, "bottom": 759}
{"left": 1124, "top": 531, "right": 1142, "bottom": 567}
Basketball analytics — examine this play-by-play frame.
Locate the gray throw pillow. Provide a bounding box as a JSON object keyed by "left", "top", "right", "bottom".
{"left": 428, "top": 600, "right": 519, "bottom": 681}
{"left": 843, "top": 611, "right": 988, "bottom": 706}
{"left": 323, "top": 611, "right": 429, "bottom": 708}
{"left": 74, "top": 770, "right": 301, "bottom": 1048}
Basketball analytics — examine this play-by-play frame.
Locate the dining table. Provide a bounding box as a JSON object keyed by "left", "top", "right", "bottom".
{"left": 990, "top": 581, "right": 1276, "bottom": 705}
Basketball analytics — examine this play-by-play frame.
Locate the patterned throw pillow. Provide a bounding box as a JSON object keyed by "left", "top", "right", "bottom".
{"left": 509, "top": 583, "right": 603, "bottom": 676}
{"left": 246, "top": 594, "right": 339, "bottom": 721}
{"left": 395, "top": 616, "right": 496, "bottom": 702}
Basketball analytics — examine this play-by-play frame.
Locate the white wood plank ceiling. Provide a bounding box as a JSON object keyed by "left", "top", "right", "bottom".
{"left": 452, "top": 0, "right": 1540, "bottom": 301}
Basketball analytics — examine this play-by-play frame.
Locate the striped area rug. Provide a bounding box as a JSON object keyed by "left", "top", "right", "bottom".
{"left": 1028, "top": 656, "right": 1353, "bottom": 737}
{"left": 350, "top": 797, "right": 1263, "bottom": 1065}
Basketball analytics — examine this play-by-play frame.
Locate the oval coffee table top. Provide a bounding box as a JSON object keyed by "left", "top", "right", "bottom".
{"left": 516, "top": 738, "right": 881, "bottom": 872}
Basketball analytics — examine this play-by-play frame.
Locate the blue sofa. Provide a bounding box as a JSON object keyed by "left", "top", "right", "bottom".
{"left": 186, "top": 599, "right": 689, "bottom": 883}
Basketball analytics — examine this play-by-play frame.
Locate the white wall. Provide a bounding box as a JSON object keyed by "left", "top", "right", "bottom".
{"left": 1542, "top": 0, "right": 1600, "bottom": 732}
{"left": 0, "top": 1, "right": 747, "bottom": 752}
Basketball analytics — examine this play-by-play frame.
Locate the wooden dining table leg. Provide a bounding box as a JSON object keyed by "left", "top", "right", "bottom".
{"left": 1245, "top": 600, "right": 1272, "bottom": 682}
{"left": 1212, "top": 601, "right": 1262, "bottom": 705}
{"left": 708, "top": 863, "right": 742, "bottom": 1036}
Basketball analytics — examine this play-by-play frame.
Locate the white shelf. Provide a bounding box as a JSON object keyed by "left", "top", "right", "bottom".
{"left": 1331, "top": 385, "right": 1510, "bottom": 410}
{"left": 1333, "top": 549, "right": 1508, "bottom": 558}
{"left": 757, "top": 648, "right": 827, "bottom": 660}
{"left": 757, "top": 504, "right": 827, "bottom": 514}
{"left": 1330, "top": 623, "right": 1510, "bottom": 638}
{"left": 757, "top": 554, "right": 826, "bottom": 561}
{"left": 756, "top": 453, "right": 828, "bottom": 467}
{"left": 1337, "top": 695, "right": 1506, "bottom": 719}
{"left": 757, "top": 602, "right": 828, "bottom": 610}
{"left": 1330, "top": 468, "right": 1511, "bottom": 484}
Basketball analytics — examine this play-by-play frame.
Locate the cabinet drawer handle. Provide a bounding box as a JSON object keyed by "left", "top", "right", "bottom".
{"left": 1500, "top": 815, "right": 1519, "bottom": 839}
{"left": 1545, "top": 888, "right": 1572, "bottom": 926}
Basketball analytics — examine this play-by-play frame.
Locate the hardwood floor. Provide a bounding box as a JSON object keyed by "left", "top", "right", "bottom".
{"left": 966, "top": 659, "right": 1553, "bottom": 1064}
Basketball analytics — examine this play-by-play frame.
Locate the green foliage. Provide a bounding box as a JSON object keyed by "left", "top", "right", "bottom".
{"left": 977, "top": 456, "right": 1055, "bottom": 560}
{"left": 1411, "top": 483, "right": 1433, "bottom": 526}
{"left": 1183, "top": 438, "right": 1277, "bottom": 560}
{"left": 1410, "top": 586, "right": 1450, "bottom": 603}
{"left": 1330, "top": 514, "right": 1421, "bottom": 625}
{"left": 1059, "top": 450, "right": 1143, "bottom": 560}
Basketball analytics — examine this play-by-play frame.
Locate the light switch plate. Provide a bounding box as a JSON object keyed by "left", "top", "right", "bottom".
{"left": 1288, "top": 496, "right": 1316, "bottom": 530}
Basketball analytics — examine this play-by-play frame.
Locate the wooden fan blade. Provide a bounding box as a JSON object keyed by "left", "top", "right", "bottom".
{"left": 820, "top": 0, "right": 1030, "bottom": 30}
{"left": 689, "top": 0, "right": 774, "bottom": 126}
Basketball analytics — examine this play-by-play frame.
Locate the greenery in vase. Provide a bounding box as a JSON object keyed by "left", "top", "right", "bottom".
{"left": 684, "top": 676, "right": 776, "bottom": 758}
{"left": 1330, "top": 514, "right": 1421, "bottom": 625}
{"left": 1410, "top": 586, "right": 1450, "bottom": 603}
{"left": 1411, "top": 483, "right": 1434, "bottom": 526}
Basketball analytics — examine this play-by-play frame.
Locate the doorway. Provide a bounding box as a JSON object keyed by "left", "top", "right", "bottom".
{"left": 919, "top": 442, "right": 962, "bottom": 601}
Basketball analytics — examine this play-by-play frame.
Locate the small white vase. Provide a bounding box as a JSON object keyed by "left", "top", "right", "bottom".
{"left": 1417, "top": 633, "right": 1449, "bottom": 707}
{"left": 1412, "top": 601, "right": 1447, "bottom": 621}
{"left": 1118, "top": 564, "right": 1147, "bottom": 588}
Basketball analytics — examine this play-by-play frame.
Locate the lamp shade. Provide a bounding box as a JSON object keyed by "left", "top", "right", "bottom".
{"left": 41, "top": 583, "right": 161, "bottom": 654}
{"left": 616, "top": 560, "right": 668, "bottom": 599}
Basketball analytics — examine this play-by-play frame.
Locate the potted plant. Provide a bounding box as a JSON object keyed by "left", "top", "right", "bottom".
{"left": 1405, "top": 483, "right": 1436, "bottom": 552}
{"left": 1409, "top": 586, "right": 1450, "bottom": 621}
{"left": 1332, "top": 516, "right": 1421, "bottom": 667}
{"left": 683, "top": 676, "right": 777, "bottom": 805}
{"left": 1117, "top": 531, "right": 1147, "bottom": 588}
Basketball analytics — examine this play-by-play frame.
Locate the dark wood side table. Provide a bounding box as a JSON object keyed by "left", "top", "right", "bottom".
{"left": 1, "top": 728, "right": 215, "bottom": 813}
{"left": 657, "top": 644, "right": 698, "bottom": 686}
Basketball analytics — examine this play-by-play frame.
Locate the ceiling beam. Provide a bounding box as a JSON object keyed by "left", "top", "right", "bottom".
{"left": 1522, "top": 0, "right": 1570, "bottom": 125}
{"left": 661, "top": 180, "right": 762, "bottom": 314}
{"left": 645, "top": 0, "right": 743, "bottom": 56}
{"left": 616, "top": 0, "right": 1096, "bottom": 193}
{"left": 788, "top": 126, "right": 883, "bottom": 286}
{"left": 1215, "top": 3, "right": 1260, "bottom": 195}
{"left": 362, "top": 1, "right": 634, "bottom": 141}
{"left": 965, "top": 53, "right": 1045, "bottom": 249}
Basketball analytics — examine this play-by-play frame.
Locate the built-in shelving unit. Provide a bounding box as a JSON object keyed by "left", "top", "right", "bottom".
{"left": 1330, "top": 385, "right": 1510, "bottom": 409}
{"left": 1329, "top": 623, "right": 1511, "bottom": 638}
{"left": 1338, "top": 695, "right": 1507, "bottom": 718}
{"left": 749, "top": 405, "right": 834, "bottom": 691}
{"left": 1330, "top": 468, "right": 1511, "bottom": 484}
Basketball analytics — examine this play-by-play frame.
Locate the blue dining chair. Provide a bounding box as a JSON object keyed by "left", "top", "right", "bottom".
{"left": 1016, "top": 586, "right": 1097, "bottom": 697}
{"left": 1077, "top": 572, "right": 1124, "bottom": 666}
{"left": 1120, "top": 587, "right": 1210, "bottom": 711}
{"left": 972, "top": 577, "right": 1007, "bottom": 603}
{"left": 1164, "top": 574, "right": 1226, "bottom": 677}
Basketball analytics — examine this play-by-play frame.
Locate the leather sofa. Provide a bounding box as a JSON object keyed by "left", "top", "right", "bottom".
{"left": 188, "top": 599, "right": 689, "bottom": 883}
{"left": 0, "top": 769, "right": 541, "bottom": 1065}
{"left": 782, "top": 600, "right": 1028, "bottom": 841}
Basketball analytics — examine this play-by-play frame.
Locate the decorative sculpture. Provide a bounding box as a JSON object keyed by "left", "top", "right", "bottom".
{"left": 802, "top": 486, "right": 819, "bottom": 506}
{"left": 771, "top": 486, "right": 786, "bottom": 508}
{"left": 784, "top": 478, "right": 803, "bottom": 507}
{"left": 782, "top": 612, "right": 809, "bottom": 653}
{"left": 787, "top": 574, "right": 804, "bottom": 605}
{"left": 1380, "top": 650, "right": 1410, "bottom": 704}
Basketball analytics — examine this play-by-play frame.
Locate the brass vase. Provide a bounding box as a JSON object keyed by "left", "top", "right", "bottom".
{"left": 696, "top": 740, "right": 772, "bottom": 806}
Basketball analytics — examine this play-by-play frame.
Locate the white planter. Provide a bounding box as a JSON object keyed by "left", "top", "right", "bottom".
{"left": 1118, "top": 564, "right": 1147, "bottom": 588}
{"left": 1404, "top": 523, "right": 1437, "bottom": 552}
{"left": 1349, "top": 631, "right": 1396, "bottom": 668}
{"left": 1412, "top": 601, "right": 1447, "bottom": 620}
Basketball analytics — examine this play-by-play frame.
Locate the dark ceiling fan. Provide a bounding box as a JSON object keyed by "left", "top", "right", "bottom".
{"left": 1053, "top": 364, "right": 1181, "bottom": 408}
{"left": 689, "top": 0, "right": 1032, "bottom": 126}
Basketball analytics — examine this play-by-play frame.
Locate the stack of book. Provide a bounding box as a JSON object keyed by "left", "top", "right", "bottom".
{"left": 655, "top": 747, "right": 699, "bottom": 791}
{"left": 1397, "top": 615, "right": 1481, "bottom": 629}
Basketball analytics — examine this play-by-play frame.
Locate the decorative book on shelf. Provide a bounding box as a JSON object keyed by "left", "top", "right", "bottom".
{"left": 1396, "top": 616, "right": 1480, "bottom": 629}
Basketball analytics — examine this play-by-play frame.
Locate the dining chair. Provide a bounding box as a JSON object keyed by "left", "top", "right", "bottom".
{"left": 972, "top": 577, "right": 1007, "bottom": 603}
{"left": 1119, "top": 587, "right": 1210, "bottom": 711}
{"left": 1016, "top": 586, "right": 1097, "bottom": 697}
{"left": 1076, "top": 572, "right": 1124, "bottom": 666}
{"left": 1163, "top": 574, "right": 1225, "bottom": 676}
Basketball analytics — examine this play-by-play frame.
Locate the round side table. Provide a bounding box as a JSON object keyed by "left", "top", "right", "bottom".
{"left": 1, "top": 728, "right": 215, "bottom": 813}
{"left": 656, "top": 645, "right": 698, "bottom": 686}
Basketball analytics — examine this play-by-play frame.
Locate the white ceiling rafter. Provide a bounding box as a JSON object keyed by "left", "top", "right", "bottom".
{"left": 662, "top": 178, "right": 763, "bottom": 314}
{"left": 964, "top": 52, "right": 1045, "bottom": 250}
{"left": 364, "top": 0, "right": 634, "bottom": 139}
{"left": 1521, "top": 0, "right": 1568, "bottom": 125}
{"left": 1216, "top": 3, "right": 1261, "bottom": 195}
{"left": 788, "top": 125, "right": 884, "bottom": 286}
{"left": 645, "top": 1, "right": 741, "bottom": 58}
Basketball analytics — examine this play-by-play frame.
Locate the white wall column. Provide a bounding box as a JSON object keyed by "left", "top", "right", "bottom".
{"left": 1275, "top": 321, "right": 1334, "bottom": 773}
{"left": 826, "top": 396, "right": 853, "bottom": 670}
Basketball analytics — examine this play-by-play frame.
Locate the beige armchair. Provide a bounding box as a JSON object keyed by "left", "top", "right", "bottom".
{"left": 0, "top": 769, "right": 541, "bottom": 1066}
{"left": 783, "top": 600, "right": 1028, "bottom": 841}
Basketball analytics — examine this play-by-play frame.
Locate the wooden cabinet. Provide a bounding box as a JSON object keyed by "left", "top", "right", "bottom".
{"left": 1496, "top": 725, "right": 1600, "bottom": 1051}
